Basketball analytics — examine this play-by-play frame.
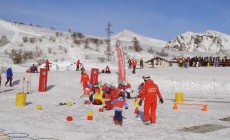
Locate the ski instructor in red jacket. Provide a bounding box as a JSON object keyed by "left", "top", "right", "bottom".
{"left": 139, "top": 75, "right": 163, "bottom": 125}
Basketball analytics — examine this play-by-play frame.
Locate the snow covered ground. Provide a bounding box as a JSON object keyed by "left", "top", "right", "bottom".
{"left": 0, "top": 66, "right": 230, "bottom": 140}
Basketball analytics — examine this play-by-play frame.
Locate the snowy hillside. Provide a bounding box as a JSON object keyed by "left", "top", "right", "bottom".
{"left": 112, "top": 30, "right": 166, "bottom": 48}
{"left": 0, "top": 19, "right": 167, "bottom": 72}
{"left": 165, "top": 30, "right": 230, "bottom": 55}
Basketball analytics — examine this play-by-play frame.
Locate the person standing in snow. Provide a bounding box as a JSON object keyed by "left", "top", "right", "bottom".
{"left": 139, "top": 75, "right": 163, "bottom": 125}
{"left": 80, "top": 71, "right": 89, "bottom": 89}
{"left": 131, "top": 59, "right": 137, "bottom": 74}
{"left": 76, "top": 59, "right": 80, "bottom": 71}
{"left": 111, "top": 91, "right": 128, "bottom": 125}
{"left": 5, "top": 67, "right": 13, "bottom": 87}
{"left": 128, "top": 59, "right": 131, "bottom": 69}
{"left": 140, "top": 58, "right": 144, "bottom": 69}
{"left": 45, "top": 59, "right": 52, "bottom": 71}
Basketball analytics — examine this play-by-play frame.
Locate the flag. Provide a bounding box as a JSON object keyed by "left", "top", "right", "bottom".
{"left": 116, "top": 40, "right": 126, "bottom": 84}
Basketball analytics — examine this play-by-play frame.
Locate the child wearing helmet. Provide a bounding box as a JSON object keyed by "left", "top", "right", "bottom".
{"left": 111, "top": 91, "right": 128, "bottom": 126}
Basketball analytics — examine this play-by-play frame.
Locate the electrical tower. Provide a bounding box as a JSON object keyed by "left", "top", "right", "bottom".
{"left": 105, "top": 22, "right": 113, "bottom": 62}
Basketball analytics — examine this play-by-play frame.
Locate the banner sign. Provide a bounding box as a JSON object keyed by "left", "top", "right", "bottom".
{"left": 90, "top": 68, "right": 99, "bottom": 85}
{"left": 116, "top": 40, "right": 126, "bottom": 84}
{"left": 38, "top": 68, "right": 48, "bottom": 92}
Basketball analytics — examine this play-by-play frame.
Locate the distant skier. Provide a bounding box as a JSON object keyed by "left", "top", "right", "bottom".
{"left": 128, "top": 59, "right": 131, "bottom": 69}
{"left": 80, "top": 71, "right": 89, "bottom": 89}
{"left": 111, "top": 91, "right": 128, "bottom": 126}
{"left": 131, "top": 59, "right": 137, "bottom": 74}
{"left": 5, "top": 67, "right": 13, "bottom": 87}
{"left": 45, "top": 59, "right": 52, "bottom": 71}
{"left": 76, "top": 59, "right": 80, "bottom": 71}
{"left": 140, "top": 58, "right": 144, "bottom": 69}
{"left": 139, "top": 75, "right": 163, "bottom": 125}
{"left": 105, "top": 65, "right": 111, "bottom": 73}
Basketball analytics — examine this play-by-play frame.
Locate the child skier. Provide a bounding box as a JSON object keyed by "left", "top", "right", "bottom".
{"left": 103, "top": 84, "right": 113, "bottom": 110}
{"left": 82, "top": 83, "right": 92, "bottom": 104}
{"left": 125, "top": 83, "right": 132, "bottom": 99}
{"left": 111, "top": 91, "right": 128, "bottom": 126}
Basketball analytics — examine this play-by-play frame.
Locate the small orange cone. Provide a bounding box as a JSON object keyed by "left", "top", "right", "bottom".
{"left": 99, "top": 108, "right": 104, "bottom": 112}
{"left": 66, "top": 116, "right": 73, "bottom": 121}
{"left": 134, "top": 107, "right": 139, "bottom": 114}
{"left": 173, "top": 103, "right": 178, "bottom": 110}
{"left": 202, "top": 105, "right": 208, "bottom": 112}
{"left": 87, "top": 109, "right": 93, "bottom": 120}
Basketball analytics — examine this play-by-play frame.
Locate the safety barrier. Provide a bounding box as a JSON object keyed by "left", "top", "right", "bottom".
{"left": 173, "top": 102, "right": 208, "bottom": 112}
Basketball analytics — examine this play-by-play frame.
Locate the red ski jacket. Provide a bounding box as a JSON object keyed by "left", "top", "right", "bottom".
{"left": 76, "top": 60, "right": 80, "bottom": 65}
{"left": 131, "top": 60, "right": 137, "bottom": 67}
{"left": 140, "top": 80, "right": 162, "bottom": 103}
{"left": 81, "top": 73, "right": 89, "bottom": 83}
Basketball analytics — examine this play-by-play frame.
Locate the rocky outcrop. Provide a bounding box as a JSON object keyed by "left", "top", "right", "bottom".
{"left": 165, "top": 30, "right": 230, "bottom": 55}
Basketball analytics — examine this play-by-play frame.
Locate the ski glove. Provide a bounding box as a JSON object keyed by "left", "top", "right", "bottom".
{"left": 159, "top": 98, "right": 163, "bottom": 104}
{"left": 138, "top": 101, "right": 142, "bottom": 106}
{"left": 125, "top": 106, "right": 128, "bottom": 110}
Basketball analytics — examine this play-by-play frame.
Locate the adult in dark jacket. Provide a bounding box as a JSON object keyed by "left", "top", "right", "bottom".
{"left": 5, "top": 68, "right": 13, "bottom": 87}
{"left": 140, "top": 58, "right": 144, "bottom": 69}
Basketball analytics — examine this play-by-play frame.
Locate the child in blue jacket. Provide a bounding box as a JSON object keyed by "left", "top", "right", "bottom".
{"left": 111, "top": 91, "right": 128, "bottom": 125}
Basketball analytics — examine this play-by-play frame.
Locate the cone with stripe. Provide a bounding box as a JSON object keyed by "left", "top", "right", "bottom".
{"left": 87, "top": 109, "right": 93, "bottom": 120}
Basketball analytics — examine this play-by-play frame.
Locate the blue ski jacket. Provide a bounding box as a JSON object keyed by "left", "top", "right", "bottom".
{"left": 6, "top": 68, "right": 13, "bottom": 78}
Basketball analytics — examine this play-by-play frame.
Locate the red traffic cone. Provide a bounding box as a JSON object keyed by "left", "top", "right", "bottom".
{"left": 134, "top": 107, "right": 139, "bottom": 114}
{"left": 99, "top": 108, "right": 104, "bottom": 112}
{"left": 66, "top": 116, "right": 73, "bottom": 121}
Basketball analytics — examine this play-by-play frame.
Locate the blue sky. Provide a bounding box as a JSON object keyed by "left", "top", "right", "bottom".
{"left": 0, "top": 0, "right": 230, "bottom": 41}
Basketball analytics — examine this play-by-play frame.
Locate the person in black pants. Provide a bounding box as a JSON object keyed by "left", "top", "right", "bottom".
{"left": 5, "top": 67, "right": 13, "bottom": 87}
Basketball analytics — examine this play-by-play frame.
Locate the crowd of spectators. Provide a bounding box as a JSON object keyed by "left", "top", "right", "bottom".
{"left": 177, "top": 56, "right": 230, "bottom": 68}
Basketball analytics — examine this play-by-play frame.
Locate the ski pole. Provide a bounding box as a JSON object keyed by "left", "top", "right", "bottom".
{"left": 22, "top": 77, "right": 25, "bottom": 93}
{"left": 26, "top": 81, "right": 29, "bottom": 94}
{"left": 80, "top": 93, "right": 85, "bottom": 98}
{"left": 30, "top": 74, "right": 31, "bottom": 93}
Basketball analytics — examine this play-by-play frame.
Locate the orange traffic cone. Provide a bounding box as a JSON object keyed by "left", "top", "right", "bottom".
{"left": 87, "top": 109, "right": 93, "bottom": 120}
{"left": 134, "top": 107, "right": 139, "bottom": 114}
{"left": 173, "top": 103, "right": 178, "bottom": 110}
{"left": 99, "top": 108, "right": 104, "bottom": 112}
{"left": 66, "top": 116, "right": 73, "bottom": 121}
{"left": 202, "top": 105, "right": 208, "bottom": 112}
